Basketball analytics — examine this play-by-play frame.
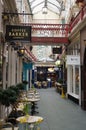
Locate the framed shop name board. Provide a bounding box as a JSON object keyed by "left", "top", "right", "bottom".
{"left": 66, "top": 55, "right": 80, "bottom": 65}
{"left": 5, "top": 25, "right": 31, "bottom": 42}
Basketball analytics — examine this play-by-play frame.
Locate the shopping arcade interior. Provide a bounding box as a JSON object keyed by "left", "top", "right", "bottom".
{"left": 0, "top": 0, "right": 86, "bottom": 125}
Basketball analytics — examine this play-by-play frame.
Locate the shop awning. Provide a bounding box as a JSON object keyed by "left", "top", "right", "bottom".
{"left": 24, "top": 47, "right": 37, "bottom": 62}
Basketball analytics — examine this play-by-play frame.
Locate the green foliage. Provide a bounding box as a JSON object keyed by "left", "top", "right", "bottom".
{"left": 23, "top": 80, "right": 28, "bottom": 85}
{"left": 0, "top": 83, "right": 25, "bottom": 107}
{"left": 32, "top": 84, "right": 35, "bottom": 88}
{"left": 0, "top": 88, "right": 17, "bottom": 107}
{"left": 0, "top": 88, "right": 4, "bottom": 102}
{"left": 9, "top": 85, "right": 19, "bottom": 96}
{"left": 23, "top": 103, "right": 30, "bottom": 115}
{"left": 16, "top": 83, "right": 25, "bottom": 90}
{"left": 57, "top": 78, "right": 63, "bottom": 84}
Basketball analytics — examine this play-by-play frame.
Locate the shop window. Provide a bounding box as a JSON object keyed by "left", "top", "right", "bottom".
{"left": 75, "top": 66, "right": 79, "bottom": 95}
{"left": 69, "top": 65, "right": 80, "bottom": 96}
{"left": 69, "top": 65, "right": 73, "bottom": 93}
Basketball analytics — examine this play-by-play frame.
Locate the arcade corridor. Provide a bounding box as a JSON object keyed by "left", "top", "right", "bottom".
{"left": 1, "top": 0, "right": 86, "bottom": 128}
{"left": 37, "top": 88, "right": 86, "bottom": 130}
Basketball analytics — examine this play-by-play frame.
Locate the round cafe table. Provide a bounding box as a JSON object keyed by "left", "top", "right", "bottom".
{"left": 16, "top": 115, "right": 43, "bottom": 130}
{"left": 28, "top": 97, "right": 40, "bottom": 115}
{"left": 17, "top": 115, "right": 43, "bottom": 124}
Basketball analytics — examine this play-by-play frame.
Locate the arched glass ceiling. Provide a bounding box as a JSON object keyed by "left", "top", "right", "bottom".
{"left": 28, "top": 0, "right": 63, "bottom": 15}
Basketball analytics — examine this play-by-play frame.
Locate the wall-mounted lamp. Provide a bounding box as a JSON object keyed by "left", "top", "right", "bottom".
{"left": 17, "top": 46, "right": 25, "bottom": 57}
{"left": 2, "top": 14, "right": 9, "bottom": 21}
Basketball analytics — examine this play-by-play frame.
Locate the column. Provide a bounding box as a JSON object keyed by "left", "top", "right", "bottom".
{"left": 7, "top": 45, "right": 12, "bottom": 87}
{"left": 30, "top": 69, "right": 32, "bottom": 88}
{"left": 2, "top": 44, "right": 7, "bottom": 89}
{"left": 16, "top": 56, "right": 22, "bottom": 83}
{"left": 11, "top": 49, "right": 16, "bottom": 85}
{"left": 19, "top": 57, "right": 22, "bottom": 83}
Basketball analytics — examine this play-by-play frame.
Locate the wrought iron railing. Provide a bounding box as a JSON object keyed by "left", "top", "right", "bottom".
{"left": 70, "top": 5, "right": 86, "bottom": 32}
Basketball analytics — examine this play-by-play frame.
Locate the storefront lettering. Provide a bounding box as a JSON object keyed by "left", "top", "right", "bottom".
{"left": 6, "top": 25, "right": 31, "bottom": 42}
{"left": 9, "top": 32, "right": 28, "bottom": 37}
{"left": 71, "top": 58, "right": 78, "bottom": 61}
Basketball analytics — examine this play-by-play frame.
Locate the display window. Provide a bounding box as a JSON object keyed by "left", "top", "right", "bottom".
{"left": 69, "top": 65, "right": 80, "bottom": 97}
{"left": 75, "top": 66, "right": 79, "bottom": 95}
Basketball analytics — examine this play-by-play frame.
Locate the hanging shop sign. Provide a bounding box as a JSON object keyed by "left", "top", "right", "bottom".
{"left": 66, "top": 55, "right": 80, "bottom": 65}
{"left": 5, "top": 25, "right": 31, "bottom": 42}
{"left": 52, "top": 46, "right": 62, "bottom": 54}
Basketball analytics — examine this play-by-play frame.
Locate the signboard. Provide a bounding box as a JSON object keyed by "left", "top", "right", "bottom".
{"left": 52, "top": 47, "right": 62, "bottom": 54}
{"left": 5, "top": 25, "right": 31, "bottom": 42}
{"left": 66, "top": 55, "right": 80, "bottom": 65}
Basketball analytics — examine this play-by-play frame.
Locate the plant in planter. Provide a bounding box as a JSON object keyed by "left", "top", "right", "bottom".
{"left": 23, "top": 103, "right": 30, "bottom": 115}
{"left": 7, "top": 84, "right": 26, "bottom": 118}
{"left": 57, "top": 78, "right": 63, "bottom": 84}
{"left": 0, "top": 88, "right": 4, "bottom": 104}
{"left": 23, "top": 80, "right": 28, "bottom": 85}
{"left": 0, "top": 88, "right": 17, "bottom": 108}
{"left": 0, "top": 87, "right": 18, "bottom": 124}
{"left": 0, "top": 85, "right": 25, "bottom": 125}
{"left": 9, "top": 85, "right": 19, "bottom": 98}
{"left": 16, "top": 83, "right": 25, "bottom": 90}
{"left": 22, "top": 80, "right": 28, "bottom": 90}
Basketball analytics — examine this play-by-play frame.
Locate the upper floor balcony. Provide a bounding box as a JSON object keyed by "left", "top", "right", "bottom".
{"left": 22, "top": 5, "right": 86, "bottom": 45}
{"left": 70, "top": 5, "right": 86, "bottom": 34}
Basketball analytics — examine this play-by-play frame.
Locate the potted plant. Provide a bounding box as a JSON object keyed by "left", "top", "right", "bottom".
{"left": 57, "top": 78, "right": 63, "bottom": 84}
{"left": 7, "top": 83, "right": 25, "bottom": 119}
{"left": 23, "top": 80, "right": 28, "bottom": 85}
{"left": 0, "top": 84, "right": 25, "bottom": 125}
{"left": 0, "top": 87, "right": 17, "bottom": 108}
{"left": 16, "top": 83, "right": 25, "bottom": 91}
{"left": 22, "top": 80, "right": 28, "bottom": 90}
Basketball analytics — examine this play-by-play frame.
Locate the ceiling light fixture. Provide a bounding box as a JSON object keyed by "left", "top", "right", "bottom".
{"left": 42, "top": 0, "right": 48, "bottom": 14}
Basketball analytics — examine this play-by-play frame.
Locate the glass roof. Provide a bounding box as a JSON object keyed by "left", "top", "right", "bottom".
{"left": 29, "top": 0, "right": 63, "bottom": 15}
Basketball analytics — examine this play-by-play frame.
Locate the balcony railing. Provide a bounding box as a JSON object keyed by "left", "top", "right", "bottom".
{"left": 22, "top": 5, "right": 86, "bottom": 44}
{"left": 70, "top": 5, "right": 86, "bottom": 32}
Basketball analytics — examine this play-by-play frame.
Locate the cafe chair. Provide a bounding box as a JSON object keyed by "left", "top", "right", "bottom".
{"left": 0, "top": 120, "right": 18, "bottom": 130}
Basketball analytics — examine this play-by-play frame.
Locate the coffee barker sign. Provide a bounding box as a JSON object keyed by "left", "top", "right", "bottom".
{"left": 5, "top": 25, "right": 31, "bottom": 42}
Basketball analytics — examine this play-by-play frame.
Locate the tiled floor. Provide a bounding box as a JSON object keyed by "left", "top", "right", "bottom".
{"left": 12, "top": 87, "right": 86, "bottom": 130}
{"left": 36, "top": 87, "right": 86, "bottom": 130}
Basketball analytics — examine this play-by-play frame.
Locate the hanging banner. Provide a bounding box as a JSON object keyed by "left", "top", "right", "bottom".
{"left": 5, "top": 25, "right": 31, "bottom": 42}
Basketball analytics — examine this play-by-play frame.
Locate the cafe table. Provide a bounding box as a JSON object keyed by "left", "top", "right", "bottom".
{"left": 28, "top": 97, "right": 40, "bottom": 115}
{"left": 19, "top": 96, "right": 40, "bottom": 115}
{"left": 16, "top": 115, "right": 43, "bottom": 130}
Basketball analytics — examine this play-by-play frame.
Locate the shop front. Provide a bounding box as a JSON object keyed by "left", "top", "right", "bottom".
{"left": 23, "top": 62, "right": 33, "bottom": 90}
{"left": 67, "top": 55, "right": 81, "bottom": 104}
